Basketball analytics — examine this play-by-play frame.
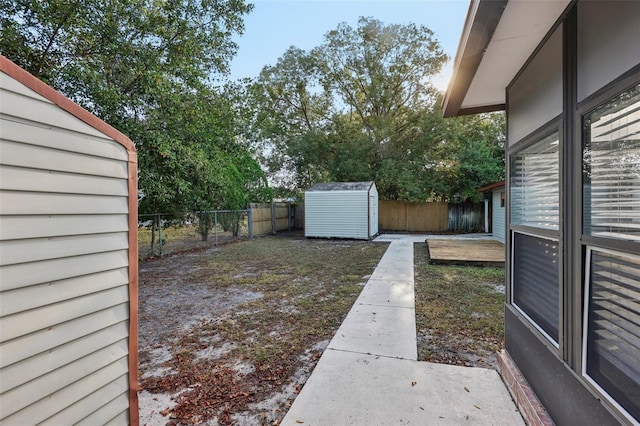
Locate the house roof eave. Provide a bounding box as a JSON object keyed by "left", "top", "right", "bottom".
{"left": 442, "top": 0, "right": 507, "bottom": 118}
{"left": 443, "top": 0, "right": 572, "bottom": 118}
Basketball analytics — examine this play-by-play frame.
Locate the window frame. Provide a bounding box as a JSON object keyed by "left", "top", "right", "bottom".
{"left": 581, "top": 82, "right": 640, "bottom": 246}
{"left": 578, "top": 73, "right": 640, "bottom": 424}
{"left": 508, "top": 118, "right": 563, "bottom": 348}
{"left": 509, "top": 128, "right": 561, "bottom": 233}
{"left": 581, "top": 246, "right": 640, "bottom": 426}
{"left": 510, "top": 229, "right": 561, "bottom": 348}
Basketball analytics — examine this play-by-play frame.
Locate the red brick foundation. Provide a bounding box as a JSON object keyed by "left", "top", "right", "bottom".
{"left": 497, "top": 350, "right": 555, "bottom": 426}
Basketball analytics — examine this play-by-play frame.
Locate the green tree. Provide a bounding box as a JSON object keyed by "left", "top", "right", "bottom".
{"left": 316, "top": 17, "right": 446, "bottom": 143}
{"left": 429, "top": 111, "right": 505, "bottom": 202}
{"left": 0, "top": 0, "right": 268, "bottom": 224}
{"left": 249, "top": 18, "right": 505, "bottom": 202}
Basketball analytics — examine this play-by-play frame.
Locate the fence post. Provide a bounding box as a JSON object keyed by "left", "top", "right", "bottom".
{"left": 214, "top": 211, "right": 218, "bottom": 245}
{"left": 247, "top": 206, "right": 253, "bottom": 239}
{"left": 157, "top": 213, "right": 163, "bottom": 258}
{"left": 271, "top": 202, "right": 277, "bottom": 235}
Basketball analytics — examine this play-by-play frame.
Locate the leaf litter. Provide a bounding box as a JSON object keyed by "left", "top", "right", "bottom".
{"left": 138, "top": 233, "right": 387, "bottom": 425}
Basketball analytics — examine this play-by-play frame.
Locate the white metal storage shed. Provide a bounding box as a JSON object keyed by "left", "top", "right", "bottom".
{"left": 0, "top": 56, "right": 139, "bottom": 425}
{"left": 305, "top": 181, "right": 378, "bottom": 240}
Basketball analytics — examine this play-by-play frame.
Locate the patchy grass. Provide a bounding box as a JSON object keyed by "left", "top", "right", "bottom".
{"left": 139, "top": 234, "right": 388, "bottom": 425}
{"left": 414, "top": 243, "right": 505, "bottom": 369}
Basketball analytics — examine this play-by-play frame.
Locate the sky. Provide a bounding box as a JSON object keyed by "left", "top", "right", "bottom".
{"left": 228, "top": 0, "right": 470, "bottom": 91}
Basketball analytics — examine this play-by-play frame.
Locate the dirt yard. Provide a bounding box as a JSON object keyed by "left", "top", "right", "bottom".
{"left": 138, "top": 235, "right": 505, "bottom": 425}
{"left": 137, "top": 233, "right": 388, "bottom": 425}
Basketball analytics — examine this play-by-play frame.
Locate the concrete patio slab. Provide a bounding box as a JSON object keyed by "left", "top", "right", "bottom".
{"left": 357, "top": 278, "right": 414, "bottom": 308}
{"left": 328, "top": 302, "right": 417, "bottom": 360}
{"left": 282, "top": 350, "right": 525, "bottom": 426}
{"left": 282, "top": 235, "right": 523, "bottom": 426}
{"left": 368, "top": 263, "right": 414, "bottom": 281}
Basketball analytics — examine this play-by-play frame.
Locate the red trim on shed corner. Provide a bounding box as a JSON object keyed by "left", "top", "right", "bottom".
{"left": 0, "top": 55, "right": 135, "bottom": 153}
{"left": 1, "top": 54, "right": 140, "bottom": 425}
{"left": 127, "top": 156, "right": 140, "bottom": 426}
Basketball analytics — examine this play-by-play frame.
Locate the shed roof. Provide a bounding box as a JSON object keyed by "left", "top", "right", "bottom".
{"left": 442, "top": 0, "right": 570, "bottom": 117}
{"left": 307, "top": 181, "right": 375, "bottom": 192}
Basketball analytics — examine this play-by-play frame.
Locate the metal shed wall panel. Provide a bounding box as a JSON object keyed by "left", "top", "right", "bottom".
{"left": 0, "top": 69, "right": 134, "bottom": 424}
{"left": 492, "top": 189, "right": 506, "bottom": 243}
{"left": 305, "top": 188, "right": 374, "bottom": 240}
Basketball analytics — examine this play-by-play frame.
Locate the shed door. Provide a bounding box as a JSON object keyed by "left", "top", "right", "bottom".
{"left": 369, "top": 192, "right": 378, "bottom": 236}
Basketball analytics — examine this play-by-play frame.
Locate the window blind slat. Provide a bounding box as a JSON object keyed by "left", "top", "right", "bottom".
{"left": 511, "top": 132, "right": 560, "bottom": 230}
{"left": 586, "top": 250, "right": 640, "bottom": 421}
{"left": 584, "top": 84, "right": 640, "bottom": 242}
{"left": 513, "top": 232, "right": 559, "bottom": 342}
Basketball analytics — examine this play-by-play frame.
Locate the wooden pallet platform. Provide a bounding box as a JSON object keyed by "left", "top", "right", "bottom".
{"left": 426, "top": 238, "right": 505, "bottom": 266}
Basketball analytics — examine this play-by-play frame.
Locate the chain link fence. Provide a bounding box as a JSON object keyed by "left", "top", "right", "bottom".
{"left": 138, "top": 210, "right": 250, "bottom": 260}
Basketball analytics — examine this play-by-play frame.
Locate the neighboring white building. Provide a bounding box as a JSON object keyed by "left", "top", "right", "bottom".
{"left": 479, "top": 181, "right": 506, "bottom": 243}
{"left": 0, "top": 56, "right": 139, "bottom": 424}
{"left": 305, "top": 181, "right": 378, "bottom": 240}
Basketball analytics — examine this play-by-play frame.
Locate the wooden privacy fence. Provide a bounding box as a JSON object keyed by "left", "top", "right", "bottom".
{"left": 249, "top": 202, "right": 300, "bottom": 236}
{"left": 379, "top": 201, "right": 449, "bottom": 232}
{"left": 248, "top": 200, "right": 481, "bottom": 235}
{"left": 378, "top": 200, "right": 485, "bottom": 233}
{"left": 448, "top": 202, "right": 485, "bottom": 233}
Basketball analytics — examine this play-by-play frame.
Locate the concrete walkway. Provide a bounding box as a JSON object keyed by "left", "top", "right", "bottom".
{"left": 281, "top": 235, "right": 524, "bottom": 426}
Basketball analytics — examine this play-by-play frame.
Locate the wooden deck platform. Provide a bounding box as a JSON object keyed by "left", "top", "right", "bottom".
{"left": 426, "top": 238, "right": 505, "bottom": 266}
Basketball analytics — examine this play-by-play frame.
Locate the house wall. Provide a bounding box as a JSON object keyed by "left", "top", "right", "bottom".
{"left": 507, "top": 24, "right": 563, "bottom": 145}
{"left": 0, "top": 69, "right": 135, "bottom": 424}
{"left": 492, "top": 189, "right": 505, "bottom": 243}
{"left": 576, "top": 1, "right": 640, "bottom": 103}
{"left": 504, "top": 2, "right": 640, "bottom": 425}
{"left": 305, "top": 190, "right": 370, "bottom": 240}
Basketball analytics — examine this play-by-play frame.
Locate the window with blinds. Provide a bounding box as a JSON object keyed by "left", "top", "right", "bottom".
{"left": 583, "top": 83, "right": 640, "bottom": 242}
{"left": 511, "top": 131, "right": 560, "bottom": 230}
{"left": 584, "top": 249, "right": 640, "bottom": 422}
{"left": 513, "top": 232, "right": 559, "bottom": 343}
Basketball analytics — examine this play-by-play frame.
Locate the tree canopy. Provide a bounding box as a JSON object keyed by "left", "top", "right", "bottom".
{"left": 250, "top": 17, "right": 505, "bottom": 201}
{"left": 0, "top": 0, "right": 271, "bottom": 214}
{"left": 1, "top": 7, "right": 505, "bottom": 208}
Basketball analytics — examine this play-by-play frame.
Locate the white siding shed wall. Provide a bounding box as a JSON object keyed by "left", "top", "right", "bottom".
{"left": 304, "top": 182, "right": 378, "bottom": 240}
{"left": 305, "top": 191, "right": 370, "bottom": 239}
{"left": 0, "top": 69, "right": 134, "bottom": 424}
{"left": 492, "top": 189, "right": 506, "bottom": 243}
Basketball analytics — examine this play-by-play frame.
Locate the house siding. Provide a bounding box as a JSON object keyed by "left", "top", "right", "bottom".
{"left": 0, "top": 69, "right": 134, "bottom": 424}
{"left": 508, "top": 23, "right": 563, "bottom": 145}
{"left": 577, "top": 1, "right": 640, "bottom": 103}
{"left": 492, "top": 189, "right": 505, "bottom": 243}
